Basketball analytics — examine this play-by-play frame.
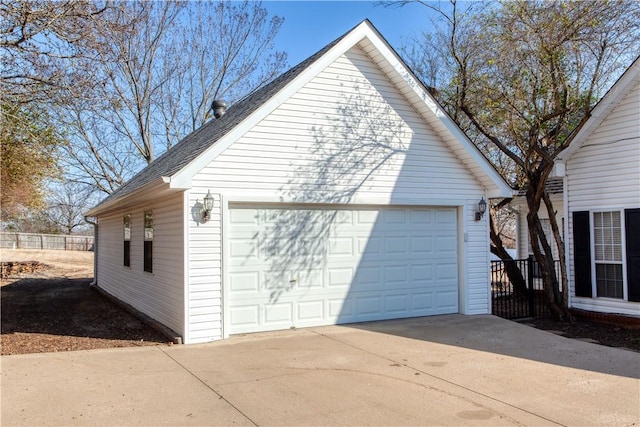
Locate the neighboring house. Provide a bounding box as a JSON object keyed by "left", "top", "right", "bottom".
{"left": 86, "top": 20, "right": 512, "bottom": 344}
{"left": 511, "top": 178, "right": 564, "bottom": 261}
{"left": 556, "top": 56, "right": 640, "bottom": 317}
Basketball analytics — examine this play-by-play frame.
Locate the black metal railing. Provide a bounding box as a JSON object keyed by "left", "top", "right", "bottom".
{"left": 491, "top": 256, "right": 561, "bottom": 319}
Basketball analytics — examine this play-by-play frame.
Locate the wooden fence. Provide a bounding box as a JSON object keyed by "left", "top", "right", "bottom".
{"left": 1, "top": 232, "right": 94, "bottom": 251}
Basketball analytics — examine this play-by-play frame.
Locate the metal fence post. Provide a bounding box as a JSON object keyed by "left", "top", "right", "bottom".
{"left": 527, "top": 255, "right": 535, "bottom": 317}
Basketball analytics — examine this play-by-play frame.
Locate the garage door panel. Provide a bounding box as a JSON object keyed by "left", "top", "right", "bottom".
{"left": 264, "top": 302, "right": 292, "bottom": 325}
{"left": 357, "top": 236, "right": 380, "bottom": 255}
{"left": 356, "top": 295, "right": 382, "bottom": 316}
{"left": 227, "top": 205, "right": 458, "bottom": 334}
{"left": 410, "top": 210, "right": 434, "bottom": 223}
{"left": 436, "top": 290, "right": 458, "bottom": 310}
{"left": 229, "top": 272, "right": 259, "bottom": 292}
{"left": 384, "top": 265, "right": 409, "bottom": 284}
{"left": 328, "top": 237, "right": 354, "bottom": 256}
{"left": 411, "top": 292, "right": 433, "bottom": 311}
{"left": 298, "top": 300, "right": 324, "bottom": 321}
{"left": 384, "top": 294, "right": 410, "bottom": 314}
{"left": 229, "top": 305, "right": 259, "bottom": 327}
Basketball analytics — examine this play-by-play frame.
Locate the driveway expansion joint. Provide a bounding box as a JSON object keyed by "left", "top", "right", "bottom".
{"left": 158, "top": 347, "right": 259, "bottom": 427}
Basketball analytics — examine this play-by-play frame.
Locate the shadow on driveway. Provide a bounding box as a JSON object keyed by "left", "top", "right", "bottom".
{"left": 334, "top": 314, "right": 640, "bottom": 380}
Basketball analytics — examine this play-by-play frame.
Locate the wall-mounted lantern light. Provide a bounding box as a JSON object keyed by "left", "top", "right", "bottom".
{"left": 201, "top": 190, "right": 214, "bottom": 222}
{"left": 475, "top": 197, "right": 487, "bottom": 221}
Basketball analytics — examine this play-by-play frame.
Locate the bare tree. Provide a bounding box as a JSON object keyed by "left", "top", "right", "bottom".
{"left": 58, "top": 0, "right": 287, "bottom": 193}
{"left": 400, "top": 0, "right": 640, "bottom": 319}
{"left": 45, "top": 180, "right": 95, "bottom": 234}
{"left": 0, "top": 0, "right": 129, "bottom": 105}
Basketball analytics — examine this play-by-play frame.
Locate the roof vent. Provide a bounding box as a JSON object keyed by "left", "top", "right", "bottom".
{"left": 211, "top": 100, "right": 227, "bottom": 119}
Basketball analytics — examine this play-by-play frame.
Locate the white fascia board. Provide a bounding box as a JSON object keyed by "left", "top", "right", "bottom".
{"left": 85, "top": 178, "right": 170, "bottom": 217}
{"left": 558, "top": 59, "right": 640, "bottom": 163}
{"left": 168, "top": 23, "right": 374, "bottom": 190}
{"left": 362, "top": 25, "right": 513, "bottom": 199}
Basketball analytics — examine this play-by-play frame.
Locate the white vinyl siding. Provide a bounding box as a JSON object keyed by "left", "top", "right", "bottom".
{"left": 96, "top": 192, "right": 185, "bottom": 337}
{"left": 567, "top": 79, "right": 640, "bottom": 315}
{"left": 513, "top": 193, "right": 564, "bottom": 260}
{"left": 187, "top": 44, "right": 489, "bottom": 341}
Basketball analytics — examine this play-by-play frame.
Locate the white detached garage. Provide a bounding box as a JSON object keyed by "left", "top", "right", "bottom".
{"left": 86, "top": 20, "right": 512, "bottom": 344}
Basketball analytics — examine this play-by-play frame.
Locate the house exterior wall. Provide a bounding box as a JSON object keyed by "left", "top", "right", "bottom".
{"left": 96, "top": 192, "right": 185, "bottom": 336}
{"left": 566, "top": 80, "right": 640, "bottom": 315}
{"left": 512, "top": 193, "right": 564, "bottom": 260}
{"left": 186, "top": 45, "right": 489, "bottom": 343}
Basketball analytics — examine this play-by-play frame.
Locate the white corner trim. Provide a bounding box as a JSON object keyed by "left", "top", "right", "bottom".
{"left": 182, "top": 190, "right": 191, "bottom": 344}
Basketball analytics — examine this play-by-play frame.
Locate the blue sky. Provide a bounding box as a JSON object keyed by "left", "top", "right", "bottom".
{"left": 264, "top": 1, "right": 436, "bottom": 66}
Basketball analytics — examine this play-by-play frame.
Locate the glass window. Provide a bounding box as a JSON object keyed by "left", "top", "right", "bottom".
{"left": 144, "top": 211, "right": 153, "bottom": 273}
{"left": 593, "top": 211, "right": 623, "bottom": 298}
{"left": 123, "top": 215, "right": 131, "bottom": 267}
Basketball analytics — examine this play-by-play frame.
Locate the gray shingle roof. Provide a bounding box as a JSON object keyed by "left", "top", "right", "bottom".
{"left": 90, "top": 24, "right": 352, "bottom": 211}
{"left": 516, "top": 177, "right": 564, "bottom": 196}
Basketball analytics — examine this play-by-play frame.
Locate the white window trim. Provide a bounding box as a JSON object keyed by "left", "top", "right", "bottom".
{"left": 590, "top": 209, "right": 628, "bottom": 301}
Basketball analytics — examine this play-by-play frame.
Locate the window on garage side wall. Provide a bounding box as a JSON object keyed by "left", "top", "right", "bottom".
{"left": 144, "top": 210, "right": 153, "bottom": 273}
{"left": 123, "top": 214, "right": 131, "bottom": 267}
{"left": 593, "top": 211, "right": 623, "bottom": 299}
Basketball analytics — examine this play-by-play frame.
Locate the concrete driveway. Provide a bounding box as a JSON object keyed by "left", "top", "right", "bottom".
{"left": 2, "top": 315, "right": 639, "bottom": 426}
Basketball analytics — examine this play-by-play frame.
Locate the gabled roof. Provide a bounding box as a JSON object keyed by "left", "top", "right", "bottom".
{"left": 516, "top": 177, "right": 564, "bottom": 197}
{"left": 87, "top": 20, "right": 512, "bottom": 216}
{"left": 557, "top": 56, "right": 640, "bottom": 163}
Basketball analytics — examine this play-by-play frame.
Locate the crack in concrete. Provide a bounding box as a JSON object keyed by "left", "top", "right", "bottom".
{"left": 157, "top": 347, "right": 259, "bottom": 427}
{"left": 310, "top": 329, "right": 566, "bottom": 427}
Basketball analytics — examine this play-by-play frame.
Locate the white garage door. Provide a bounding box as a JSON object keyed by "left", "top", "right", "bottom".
{"left": 227, "top": 205, "right": 458, "bottom": 334}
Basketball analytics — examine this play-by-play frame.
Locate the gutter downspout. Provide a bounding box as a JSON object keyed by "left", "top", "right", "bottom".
{"left": 85, "top": 216, "right": 98, "bottom": 286}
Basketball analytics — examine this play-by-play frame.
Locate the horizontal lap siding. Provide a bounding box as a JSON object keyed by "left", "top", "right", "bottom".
{"left": 566, "top": 80, "right": 640, "bottom": 311}
{"left": 188, "top": 45, "right": 488, "bottom": 341}
{"left": 186, "top": 192, "right": 222, "bottom": 343}
{"left": 97, "top": 193, "right": 184, "bottom": 336}
{"left": 207, "top": 47, "right": 482, "bottom": 201}
{"left": 512, "top": 194, "right": 564, "bottom": 259}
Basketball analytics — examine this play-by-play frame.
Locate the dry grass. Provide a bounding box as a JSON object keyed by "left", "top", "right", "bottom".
{"left": 1, "top": 249, "right": 169, "bottom": 355}
{"left": 1, "top": 249, "right": 93, "bottom": 282}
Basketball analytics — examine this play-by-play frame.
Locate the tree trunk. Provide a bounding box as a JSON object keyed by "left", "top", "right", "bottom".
{"left": 489, "top": 212, "right": 528, "bottom": 296}
{"left": 542, "top": 192, "right": 572, "bottom": 320}
{"left": 526, "top": 174, "right": 571, "bottom": 321}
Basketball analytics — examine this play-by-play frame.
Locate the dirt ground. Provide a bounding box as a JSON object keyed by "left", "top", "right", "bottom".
{"left": 1, "top": 249, "right": 638, "bottom": 355}
{"left": 1, "top": 249, "right": 169, "bottom": 355}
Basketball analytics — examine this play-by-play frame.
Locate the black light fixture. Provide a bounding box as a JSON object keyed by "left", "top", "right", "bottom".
{"left": 201, "top": 190, "right": 214, "bottom": 222}
{"left": 475, "top": 197, "right": 487, "bottom": 221}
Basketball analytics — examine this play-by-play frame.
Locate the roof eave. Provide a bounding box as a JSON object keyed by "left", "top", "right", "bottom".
{"left": 85, "top": 177, "right": 172, "bottom": 217}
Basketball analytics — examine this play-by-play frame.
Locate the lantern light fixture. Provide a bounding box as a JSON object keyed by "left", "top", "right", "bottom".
{"left": 201, "top": 190, "right": 214, "bottom": 222}
{"left": 475, "top": 197, "right": 487, "bottom": 221}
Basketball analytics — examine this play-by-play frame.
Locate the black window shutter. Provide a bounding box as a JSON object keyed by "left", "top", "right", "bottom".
{"left": 573, "top": 211, "right": 592, "bottom": 297}
{"left": 625, "top": 208, "right": 640, "bottom": 302}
